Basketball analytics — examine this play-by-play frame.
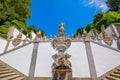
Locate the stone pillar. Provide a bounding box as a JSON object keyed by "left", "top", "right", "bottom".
{"left": 28, "top": 41, "right": 39, "bottom": 80}
{"left": 84, "top": 38, "right": 98, "bottom": 80}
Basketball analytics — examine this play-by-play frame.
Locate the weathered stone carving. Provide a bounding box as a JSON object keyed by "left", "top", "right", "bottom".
{"left": 35, "top": 30, "right": 42, "bottom": 40}
{"left": 12, "top": 28, "right": 23, "bottom": 47}
{"left": 101, "top": 25, "right": 113, "bottom": 46}
{"left": 51, "top": 23, "right": 72, "bottom": 80}
{"left": 82, "top": 29, "right": 87, "bottom": 38}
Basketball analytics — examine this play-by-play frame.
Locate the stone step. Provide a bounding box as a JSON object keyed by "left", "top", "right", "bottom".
{"left": 117, "top": 68, "right": 120, "bottom": 71}
{"left": 110, "top": 73, "right": 120, "bottom": 79}
{"left": 106, "top": 75, "right": 120, "bottom": 80}
{"left": 114, "top": 71, "right": 120, "bottom": 74}
{"left": 0, "top": 74, "right": 20, "bottom": 80}
{"left": 12, "top": 77, "right": 25, "bottom": 80}
{"left": 0, "top": 60, "right": 27, "bottom": 80}
{"left": 0, "top": 66, "right": 6, "bottom": 68}
{"left": 0, "top": 72, "right": 16, "bottom": 78}
{"left": 0, "top": 70, "right": 13, "bottom": 74}
{"left": 0, "top": 67, "right": 9, "bottom": 71}
{"left": 101, "top": 78, "right": 110, "bottom": 80}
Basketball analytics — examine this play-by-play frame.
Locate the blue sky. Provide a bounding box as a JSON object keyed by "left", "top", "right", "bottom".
{"left": 26, "top": 0, "right": 108, "bottom": 37}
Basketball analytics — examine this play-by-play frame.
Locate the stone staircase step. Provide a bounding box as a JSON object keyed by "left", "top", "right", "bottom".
{"left": 0, "top": 67, "right": 9, "bottom": 71}
{"left": 106, "top": 75, "right": 120, "bottom": 80}
{"left": 101, "top": 78, "right": 110, "bottom": 80}
{"left": 0, "top": 60, "right": 27, "bottom": 80}
{"left": 0, "top": 66, "right": 6, "bottom": 68}
{"left": 117, "top": 68, "right": 120, "bottom": 71}
{"left": 0, "top": 74, "right": 20, "bottom": 80}
{"left": 114, "top": 71, "right": 120, "bottom": 74}
{"left": 110, "top": 73, "right": 120, "bottom": 79}
{"left": 0, "top": 70, "right": 13, "bottom": 74}
{"left": 12, "top": 77, "right": 25, "bottom": 80}
{"left": 0, "top": 72, "right": 16, "bottom": 78}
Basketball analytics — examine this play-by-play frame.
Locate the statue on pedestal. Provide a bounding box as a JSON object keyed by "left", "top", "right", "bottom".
{"left": 51, "top": 23, "right": 72, "bottom": 80}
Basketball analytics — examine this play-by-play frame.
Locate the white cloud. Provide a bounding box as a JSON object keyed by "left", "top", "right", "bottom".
{"left": 84, "top": 0, "right": 108, "bottom": 12}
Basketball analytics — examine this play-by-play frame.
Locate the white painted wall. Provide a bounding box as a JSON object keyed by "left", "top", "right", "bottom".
{"left": 91, "top": 42, "right": 120, "bottom": 77}
{"left": 66, "top": 42, "right": 90, "bottom": 77}
{"left": 1, "top": 41, "right": 119, "bottom": 78}
{"left": 0, "top": 43, "right": 33, "bottom": 76}
{"left": 35, "top": 42, "right": 90, "bottom": 77}
{"left": 35, "top": 42, "right": 57, "bottom": 77}
{"left": 0, "top": 38, "right": 7, "bottom": 54}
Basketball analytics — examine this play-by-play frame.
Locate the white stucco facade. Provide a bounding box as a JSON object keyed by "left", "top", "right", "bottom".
{"left": 35, "top": 42, "right": 90, "bottom": 77}
{"left": 0, "top": 43, "right": 33, "bottom": 76}
{"left": 91, "top": 42, "right": 120, "bottom": 77}
{"left": 0, "top": 38, "right": 7, "bottom": 54}
{"left": 66, "top": 42, "right": 90, "bottom": 77}
{"left": 0, "top": 41, "right": 120, "bottom": 78}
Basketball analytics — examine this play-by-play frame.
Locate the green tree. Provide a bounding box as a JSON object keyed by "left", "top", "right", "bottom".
{"left": 106, "top": 0, "right": 120, "bottom": 11}
{"left": 0, "top": 0, "right": 31, "bottom": 25}
{"left": 76, "top": 28, "right": 84, "bottom": 35}
{"left": 93, "top": 12, "right": 103, "bottom": 23}
{"left": 95, "top": 11, "right": 120, "bottom": 31}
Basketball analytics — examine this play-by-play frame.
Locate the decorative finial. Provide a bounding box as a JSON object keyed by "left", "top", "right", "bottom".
{"left": 59, "top": 23, "right": 64, "bottom": 34}
{"left": 82, "top": 29, "right": 87, "bottom": 37}
{"left": 52, "top": 23, "right": 71, "bottom": 53}
{"left": 12, "top": 28, "right": 23, "bottom": 47}
{"left": 35, "top": 30, "right": 42, "bottom": 40}
{"left": 101, "top": 25, "right": 113, "bottom": 45}
{"left": 101, "top": 25, "right": 105, "bottom": 32}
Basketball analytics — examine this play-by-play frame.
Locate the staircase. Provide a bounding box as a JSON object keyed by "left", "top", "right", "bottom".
{"left": 0, "top": 60, "right": 27, "bottom": 80}
{"left": 101, "top": 65, "right": 120, "bottom": 80}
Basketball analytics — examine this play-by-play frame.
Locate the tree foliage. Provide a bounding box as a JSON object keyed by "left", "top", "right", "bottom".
{"left": 95, "top": 11, "right": 120, "bottom": 31}
{"left": 76, "top": 11, "right": 120, "bottom": 35}
{"left": 106, "top": 0, "right": 120, "bottom": 11}
{"left": 0, "top": 0, "right": 45, "bottom": 39}
{"left": 0, "top": 20, "right": 38, "bottom": 39}
{"left": 93, "top": 12, "right": 103, "bottom": 23}
{"left": 0, "top": 0, "right": 31, "bottom": 25}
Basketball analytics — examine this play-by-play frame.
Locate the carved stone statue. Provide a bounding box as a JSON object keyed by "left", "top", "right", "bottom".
{"left": 51, "top": 23, "right": 72, "bottom": 80}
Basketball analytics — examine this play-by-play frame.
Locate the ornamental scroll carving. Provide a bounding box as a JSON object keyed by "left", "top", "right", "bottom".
{"left": 51, "top": 23, "right": 72, "bottom": 80}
